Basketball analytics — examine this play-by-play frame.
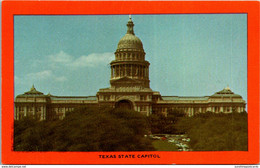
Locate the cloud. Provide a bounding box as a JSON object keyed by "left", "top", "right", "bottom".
{"left": 55, "top": 76, "right": 67, "bottom": 82}
{"left": 72, "top": 53, "right": 114, "bottom": 67}
{"left": 49, "top": 51, "right": 73, "bottom": 64}
{"left": 15, "top": 51, "right": 113, "bottom": 91}
{"left": 15, "top": 75, "right": 24, "bottom": 85}
{"left": 48, "top": 50, "right": 114, "bottom": 68}
{"left": 26, "top": 70, "right": 52, "bottom": 80}
{"left": 24, "top": 70, "right": 67, "bottom": 82}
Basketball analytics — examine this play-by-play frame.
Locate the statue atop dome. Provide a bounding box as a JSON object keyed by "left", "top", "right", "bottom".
{"left": 127, "top": 15, "right": 134, "bottom": 35}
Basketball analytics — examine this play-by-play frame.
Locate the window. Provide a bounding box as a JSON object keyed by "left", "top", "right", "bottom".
{"left": 29, "top": 106, "right": 33, "bottom": 111}
{"left": 140, "top": 106, "right": 146, "bottom": 111}
{"left": 104, "top": 95, "right": 110, "bottom": 101}
{"left": 140, "top": 95, "right": 146, "bottom": 101}
{"left": 19, "top": 106, "right": 24, "bottom": 112}
{"left": 36, "top": 106, "right": 41, "bottom": 112}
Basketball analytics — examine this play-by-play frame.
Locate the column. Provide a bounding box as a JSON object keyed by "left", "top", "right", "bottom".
{"left": 113, "top": 66, "right": 115, "bottom": 77}
{"left": 121, "top": 65, "right": 123, "bottom": 76}
{"left": 139, "top": 65, "right": 140, "bottom": 77}
{"left": 132, "top": 64, "right": 135, "bottom": 77}
{"left": 127, "top": 65, "right": 129, "bottom": 76}
{"left": 14, "top": 106, "right": 17, "bottom": 120}
{"left": 134, "top": 105, "right": 137, "bottom": 111}
{"left": 143, "top": 66, "right": 145, "bottom": 78}
{"left": 130, "top": 65, "right": 132, "bottom": 76}
{"left": 132, "top": 65, "right": 134, "bottom": 77}
{"left": 118, "top": 65, "right": 120, "bottom": 77}
{"left": 117, "top": 65, "right": 121, "bottom": 77}
{"left": 119, "top": 65, "right": 121, "bottom": 77}
{"left": 135, "top": 65, "right": 138, "bottom": 77}
{"left": 142, "top": 66, "right": 144, "bottom": 78}
{"left": 140, "top": 66, "right": 142, "bottom": 78}
{"left": 41, "top": 106, "right": 44, "bottom": 120}
{"left": 144, "top": 67, "right": 146, "bottom": 78}
{"left": 63, "top": 107, "right": 66, "bottom": 119}
{"left": 125, "top": 64, "right": 127, "bottom": 76}
{"left": 139, "top": 66, "right": 141, "bottom": 78}
{"left": 135, "top": 65, "right": 137, "bottom": 77}
{"left": 115, "top": 65, "right": 119, "bottom": 77}
{"left": 115, "top": 66, "right": 116, "bottom": 77}
{"left": 125, "top": 65, "right": 127, "bottom": 76}
{"left": 127, "top": 65, "right": 130, "bottom": 76}
{"left": 44, "top": 106, "right": 46, "bottom": 120}
{"left": 113, "top": 66, "right": 115, "bottom": 78}
{"left": 136, "top": 65, "right": 138, "bottom": 77}
{"left": 24, "top": 106, "right": 27, "bottom": 117}
{"left": 146, "top": 67, "right": 148, "bottom": 78}
{"left": 111, "top": 66, "right": 113, "bottom": 77}
{"left": 144, "top": 66, "right": 147, "bottom": 78}
{"left": 33, "top": 104, "right": 35, "bottom": 118}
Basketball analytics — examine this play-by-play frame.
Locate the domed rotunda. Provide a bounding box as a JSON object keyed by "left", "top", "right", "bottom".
{"left": 97, "top": 16, "right": 155, "bottom": 114}
{"left": 110, "top": 16, "right": 150, "bottom": 88}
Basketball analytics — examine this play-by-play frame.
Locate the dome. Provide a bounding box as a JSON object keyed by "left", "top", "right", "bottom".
{"left": 24, "top": 85, "right": 44, "bottom": 95}
{"left": 16, "top": 85, "right": 47, "bottom": 98}
{"left": 116, "top": 17, "right": 144, "bottom": 52}
{"left": 211, "top": 86, "right": 242, "bottom": 98}
{"left": 117, "top": 34, "right": 143, "bottom": 51}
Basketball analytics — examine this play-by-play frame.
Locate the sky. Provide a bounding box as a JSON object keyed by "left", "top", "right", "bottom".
{"left": 14, "top": 14, "right": 247, "bottom": 102}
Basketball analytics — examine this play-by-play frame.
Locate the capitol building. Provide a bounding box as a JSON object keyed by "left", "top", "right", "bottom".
{"left": 14, "top": 17, "right": 246, "bottom": 120}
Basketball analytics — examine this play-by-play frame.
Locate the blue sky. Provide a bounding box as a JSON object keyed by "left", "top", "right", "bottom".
{"left": 14, "top": 14, "right": 247, "bottom": 102}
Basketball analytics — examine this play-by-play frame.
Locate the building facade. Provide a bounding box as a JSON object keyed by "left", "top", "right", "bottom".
{"left": 14, "top": 17, "right": 246, "bottom": 120}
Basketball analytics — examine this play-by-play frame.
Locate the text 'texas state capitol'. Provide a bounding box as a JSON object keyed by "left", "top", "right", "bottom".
{"left": 14, "top": 17, "right": 246, "bottom": 120}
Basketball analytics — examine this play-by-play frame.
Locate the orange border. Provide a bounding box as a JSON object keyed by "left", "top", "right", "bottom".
{"left": 2, "top": 1, "right": 259, "bottom": 164}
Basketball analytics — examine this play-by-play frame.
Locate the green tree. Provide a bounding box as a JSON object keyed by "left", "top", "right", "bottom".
{"left": 14, "top": 107, "right": 154, "bottom": 151}
{"left": 148, "top": 109, "right": 186, "bottom": 134}
{"left": 175, "top": 112, "right": 248, "bottom": 151}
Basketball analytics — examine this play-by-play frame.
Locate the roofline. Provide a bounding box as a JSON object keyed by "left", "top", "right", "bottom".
{"left": 49, "top": 96, "right": 96, "bottom": 98}
{"left": 162, "top": 96, "right": 210, "bottom": 98}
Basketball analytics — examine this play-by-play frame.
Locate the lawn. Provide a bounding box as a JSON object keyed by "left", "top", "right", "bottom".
{"left": 152, "top": 140, "right": 178, "bottom": 151}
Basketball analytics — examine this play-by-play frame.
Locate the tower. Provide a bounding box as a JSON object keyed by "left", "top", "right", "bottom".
{"left": 97, "top": 16, "right": 155, "bottom": 115}
{"left": 110, "top": 16, "right": 150, "bottom": 88}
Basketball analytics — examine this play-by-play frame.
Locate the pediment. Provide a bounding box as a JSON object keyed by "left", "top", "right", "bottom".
{"left": 110, "top": 77, "right": 142, "bottom": 84}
